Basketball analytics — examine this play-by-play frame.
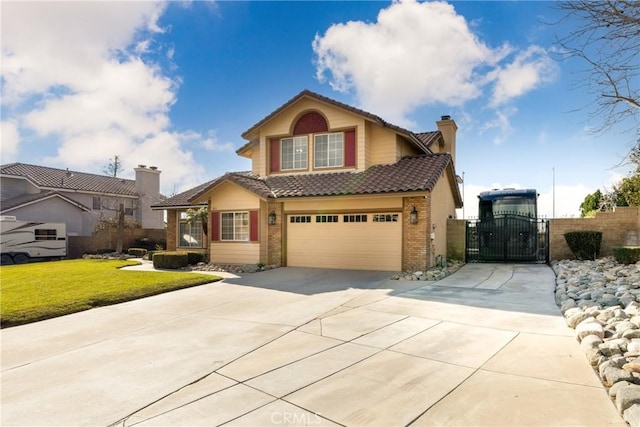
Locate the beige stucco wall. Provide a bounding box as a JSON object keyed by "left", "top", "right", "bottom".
{"left": 367, "top": 124, "right": 399, "bottom": 166}
{"left": 207, "top": 181, "right": 262, "bottom": 264}
{"left": 430, "top": 169, "right": 458, "bottom": 264}
{"left": 283, "top": 195, "right": 402, "bottom": 213}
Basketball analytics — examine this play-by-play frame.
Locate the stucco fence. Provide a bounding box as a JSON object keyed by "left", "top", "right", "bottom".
{"left": 67, "top": 228, "right": 166, "bottom": 259}
{"left": 447, "top": 206, "right": 640, "bottom": 262}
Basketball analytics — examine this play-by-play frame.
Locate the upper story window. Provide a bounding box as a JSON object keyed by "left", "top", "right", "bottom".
{"left": 281, "top": 136, "right": 308, "bottom": 171}
{"left": 93, "top": 196, "right": 101, "bottom": 210}
{"left": 268, "top": 110, "right": 356, "bottom": 174}
{"left": 314, "top": 133, "right": 344, "bottom": 168}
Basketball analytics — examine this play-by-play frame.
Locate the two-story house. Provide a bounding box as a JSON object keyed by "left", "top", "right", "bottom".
{"left": 0, "top": 163, "right": 165, "bottom": 236}
{"left": 154, "top": 90, "right": 462, "bottom": 272}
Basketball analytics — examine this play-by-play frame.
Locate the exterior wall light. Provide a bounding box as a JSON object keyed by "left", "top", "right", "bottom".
{"left": 410, "top": 206, "right": 418, "bottom": 224}
{"left": 268, "top": 211, "right": 277, "bottom": 226}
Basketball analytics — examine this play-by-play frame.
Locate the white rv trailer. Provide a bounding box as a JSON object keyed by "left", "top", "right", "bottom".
{"left": 0, "top": 216, "right": 67, "bottom": 264}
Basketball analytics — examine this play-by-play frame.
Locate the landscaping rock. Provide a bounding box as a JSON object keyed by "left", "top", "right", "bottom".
{"left": 616, "top": 385, "right": 640, "bottom": 413}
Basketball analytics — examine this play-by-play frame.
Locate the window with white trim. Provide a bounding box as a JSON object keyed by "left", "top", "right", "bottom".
{"left": 314, "top": 133, "right": 343, "bottom": 168}
{"left": 221, "top": 212, "right": 249, "bottom": 241}
{"left": 281, "top": 136, "right": 308, "bottom": 170}
{"left": 178, "top": 211, "right": 203, "bottom": 248}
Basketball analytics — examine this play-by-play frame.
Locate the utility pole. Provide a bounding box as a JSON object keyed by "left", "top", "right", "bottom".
{"left": 552, "top": 166, "right": 556, "bottom": 218}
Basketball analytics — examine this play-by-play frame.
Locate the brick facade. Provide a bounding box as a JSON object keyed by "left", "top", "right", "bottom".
{"left": 403, "top": 196, "right": 430, "bottom": 271}
{"left": 166, "top": 210, "right": 177, "bottom": 251}
{"left": 267, "top": 202, "right": 284, "bottom": 266}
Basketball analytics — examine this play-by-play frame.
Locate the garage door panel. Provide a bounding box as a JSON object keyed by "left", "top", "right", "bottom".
{"left": 287, "top": 214, "right": 401, "bottom": 271}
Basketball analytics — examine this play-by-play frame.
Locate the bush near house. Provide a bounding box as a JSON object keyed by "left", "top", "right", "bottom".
{"left": 613, "top": 247, "right": 640, "bottom": 264}
{"left": 564, "top": 231, "right": 603, "bottom": 261}
{"left": 152, "top": 251, "right": 206, "bottom": 269}
{"left": 127, "top": 248, "right": 148, "bottom": 257}
{"left": 0, "top": 259, "right": 219, "bottom": 327}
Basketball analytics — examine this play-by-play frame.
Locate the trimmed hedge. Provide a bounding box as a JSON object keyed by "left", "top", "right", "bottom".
{"left": 152, "top": 252, "right": 189, "bottom": 270}
{"left": 613, "top": 247, "right": 640, "bottom": 264}
{"left": 185, "top": 251, "right": 206, "bottom": 265}
{"left": 127, "top": 247, "right": 148, "bottom": 257}
{"left": 564, "top": 231, "right": 602, "bottom": 261}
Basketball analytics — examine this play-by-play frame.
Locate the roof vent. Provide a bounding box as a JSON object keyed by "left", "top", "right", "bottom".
{"left": 441, "top": 115, "right": 451, "bottom": 120}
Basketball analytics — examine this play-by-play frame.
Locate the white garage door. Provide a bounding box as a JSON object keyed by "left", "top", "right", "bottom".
{"left": 287, "top": 213, "right": 402, "bottom": 271}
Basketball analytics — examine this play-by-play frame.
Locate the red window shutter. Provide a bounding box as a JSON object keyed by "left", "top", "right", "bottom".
{"left": 249, "top": 210, "right": 259, "bottom": 242}
{"left": 345, "top": 130, "right": 356, "bottom": 167}
{"left": 270, "top": 138, "right": 280, "bottom": 173}
{"left": 211, "top": 211, "right": 220, "bottom": 241}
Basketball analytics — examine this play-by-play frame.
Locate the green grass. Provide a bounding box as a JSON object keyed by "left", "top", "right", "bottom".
{"left": 0, "top": 259, "right": 221, "bottom": 327}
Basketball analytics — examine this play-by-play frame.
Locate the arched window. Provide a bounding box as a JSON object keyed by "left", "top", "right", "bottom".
{"left": 293, "top": 111, "right": 328, "bottom": 135}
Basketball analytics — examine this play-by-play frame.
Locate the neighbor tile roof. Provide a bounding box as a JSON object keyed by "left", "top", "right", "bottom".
{"left": 1, "top": 191, "right": 92, "bottom": 213}
{"left": 238, "top": 89, "right": 436, "bottom": 155}
{"left": 172, "top": 154, "right": 453, "bottom": 207}
{"left": 0, "top": 163, "right": 138, "bottom": 196}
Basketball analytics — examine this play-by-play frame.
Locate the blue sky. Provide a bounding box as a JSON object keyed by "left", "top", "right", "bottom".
{"left": 1, "top": 1, "right": 637, "bottom": 218}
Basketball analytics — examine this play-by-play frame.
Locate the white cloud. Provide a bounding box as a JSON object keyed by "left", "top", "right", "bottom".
{"left": 313, "top": 0, "right": 556, "bottom": 126}
{"left": 0, "top": 121, "right": 20, "bottom": 163}
{"left": 479, "top": 108, "right": 516, "bottom": 145}
{"left": 488, "top": 46, "right": 559, "bottom": 107}
{"left": 1, "top": 1, "right": 225, "bottom": 192}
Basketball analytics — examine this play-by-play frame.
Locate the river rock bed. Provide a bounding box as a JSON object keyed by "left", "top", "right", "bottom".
{"left": 553, "top": 257, "right": 640, "bottom": 425}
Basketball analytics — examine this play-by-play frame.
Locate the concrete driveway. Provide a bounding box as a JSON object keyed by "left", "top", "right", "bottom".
{"left": 1, "top": 264, "right": 624, "bottom": 426}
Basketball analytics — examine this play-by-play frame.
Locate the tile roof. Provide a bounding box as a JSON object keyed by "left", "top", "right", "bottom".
{"left": 165, "top": 154, "right": 456, "bottom": 208}
{"left": 238, "top": 89, "right": 435, "bottom": 155}
{"left": 267, "top": 154, "right": 452, "bottom": 198}
{"left": 415, "top": 131, "right": 442, "bottom": 149}
{"left": 151, "top": 177, "right": 222, "bottom": 208}
{"left": 0, "top": 163, "right": 138, "bottom": 196}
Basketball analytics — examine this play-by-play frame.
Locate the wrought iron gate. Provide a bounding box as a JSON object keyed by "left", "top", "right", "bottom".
{"left": 466, "top": 216, "right": 549, "bottom": 263}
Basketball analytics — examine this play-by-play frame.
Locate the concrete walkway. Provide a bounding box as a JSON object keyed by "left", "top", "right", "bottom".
{"left": 1, "top": 264, "right": 625, "bottom": 426}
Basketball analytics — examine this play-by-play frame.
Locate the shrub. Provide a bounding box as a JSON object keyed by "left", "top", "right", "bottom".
{"left": 146, "top": 250, "right": 161, "bottom": 261}
{"left": 152, "top": 252, "right": 188, "bottom": 269}
{"left": 185, "top": 251, "right": 206, "bottom": 265}
{"left": 564, "top": 231, "right": 602, "bottom": 260}
{"left": 127, "top": 248, "right": 148, "bottom": 257}
{"left": 134, "top": 238, "right": 167, "bottom": 251}
{"left": 613, "top": 247, "right": 640, "bottom": 264}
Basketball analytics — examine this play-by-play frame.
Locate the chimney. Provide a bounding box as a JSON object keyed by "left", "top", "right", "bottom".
{"left": 436, "top": 115, "right": 457, "bottom": 165}
{"left": 134, "top": 166, "right": 163, "bottom": 229}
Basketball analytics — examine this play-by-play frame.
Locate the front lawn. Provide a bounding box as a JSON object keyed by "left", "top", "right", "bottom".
{"left": 0, "top": 259, "right": 221, "bottom": 327}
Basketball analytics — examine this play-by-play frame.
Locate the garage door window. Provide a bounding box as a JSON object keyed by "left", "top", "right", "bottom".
{"left": 344, "top": 214, "right": 368, "bottom": 223}
{"left": 316, "top": 215, "right": 339, "bottom": 223}
{"left": 290, "top": 215, "right": 311, "bottom": 223}
{"left": 221, "top": 212, "right": 249, "bottom": 241}
{"left": 373, "top": 214, "right": 399, "bottom": 222}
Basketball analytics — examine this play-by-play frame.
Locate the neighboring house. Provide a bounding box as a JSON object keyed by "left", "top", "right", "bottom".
{"left": 153, "top": 90, "right": 462, "bottom": 271}
{"left": 0, "top": 163, "right": 165, "bottom": 236}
